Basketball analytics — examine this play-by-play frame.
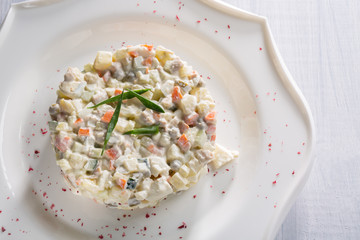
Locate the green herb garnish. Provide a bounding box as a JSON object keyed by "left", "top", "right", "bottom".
{"left": 102, "top": 91, "right": 124, "bottom": 155}
{"left": 124, "top": 125, "right": 159, "bottom": 135}
{"left": 126, "top": 89, "right": 165, "bottom": 113}
{"left": 89, "top": 89, "right": 150, "bottom": 109}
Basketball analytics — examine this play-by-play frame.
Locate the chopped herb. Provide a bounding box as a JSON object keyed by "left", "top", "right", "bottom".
{"left": 127, "top": 89, "right": 165, "bottom": 113}
{"left": 102, "top": 91, "right": 124, "bottom": 155}
{"left": 124, "top": 125, "right": 159, "bottom": 135}
{"left": 88, "top": 89, "right": 150, "bottom": 109}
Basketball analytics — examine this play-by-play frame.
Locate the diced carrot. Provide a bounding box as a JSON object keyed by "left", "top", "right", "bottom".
{"left": 187, "top": 71, "right": 197, "bottom": 79}
{"left": 74, "top": 118, "right": 83, "bottom": 124}
{"left": 78, "top": 128, "right": 90, "bottom": 136}
{"left": 128, "top": 51, "right": 138, "bottom": 58}
{"left": 211, "top": 135, "right": 216, "bottom": 142}
{"left": 141, "top": 44, "right": 153, "bottom": 51}
{"left": 178, "top": 121, "right": 189, "bottom": 134}
{"left": 172, "top": 86, "right": 183, "bottom": 103}
{"left": 75, "top": 178, "right": 81, "bottom": 186}
{"left": 145, "top": 67, "right": 149, "bottom": 74}
{"left": 187, "top": 73, "right": 197, "bottom": 80}
{"left": 55, "top": 136, "right": 72, "bottom": 152}
{"left": 101, "top": 110, "right": 114, "bottom": 123}
{"left": 114, "top": 89, "right": 122, "bottom": 96}
{"left": 206, "top": 125, "right": 216, "bottom": 135}
{"left": 204, "top": 111, "right": 217, "bottom": 124}
{"left": 147, "top": 144, "right": 160, "bottom": 155}
{"left": 184, "top": 112, "right": 199, "bottom": 126}
{"left": 143, "top": 57, "right": 152, "bottom": 67}
{"left": 109, "top": 160, "right": 115, "bottom": 170}
{"left": 106, "top": 148, "right": 118, "bottom": 160}
{"left": 177, "top": 134, "right": 191, "bottom": 152}
{"left": 116, "top": 178, "right": 127, "bottom": 189}
{"left": 153, "top": 112, "right": 161, "bottom": 121}
{"left": 102, "top": 71, "right": 111, "bottom": 82}
{"left": 126, "top": 45, "right": 133, "bottom": 48}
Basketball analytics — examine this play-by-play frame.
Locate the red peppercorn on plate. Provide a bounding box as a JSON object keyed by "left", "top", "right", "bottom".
{"left": 0, "top": 0, "right": 315, "bottom": 239}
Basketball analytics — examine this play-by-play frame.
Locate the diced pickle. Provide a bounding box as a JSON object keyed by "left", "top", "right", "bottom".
{"left": 84, "top": 159, "right": 98, "bottom": 171}
{"left": 126, "top": 178, "right": 138, "bottom": 190}
{"left": 48, "top": 121, "right": 58, "bottom": 133}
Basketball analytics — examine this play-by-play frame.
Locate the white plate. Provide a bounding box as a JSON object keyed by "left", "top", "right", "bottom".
{"left": 0, "top": 0, "right": 315, "bottom": 239}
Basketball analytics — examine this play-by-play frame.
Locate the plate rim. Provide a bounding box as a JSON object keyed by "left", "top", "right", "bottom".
{"left": 0, "top": 1, "right": 316, "bottom": 239}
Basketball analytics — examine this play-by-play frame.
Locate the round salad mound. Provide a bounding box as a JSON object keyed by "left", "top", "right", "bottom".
{"left": 49, "top": 44, "right": 238, "bottom": 209}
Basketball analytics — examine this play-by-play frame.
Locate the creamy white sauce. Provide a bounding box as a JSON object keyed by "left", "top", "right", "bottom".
{"left": 49, "top": 45, "right": 238, "bottom": 209}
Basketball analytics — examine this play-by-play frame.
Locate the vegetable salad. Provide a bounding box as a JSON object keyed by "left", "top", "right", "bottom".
{"left": 49, "top": 45, "right": 238, "bottom": 209}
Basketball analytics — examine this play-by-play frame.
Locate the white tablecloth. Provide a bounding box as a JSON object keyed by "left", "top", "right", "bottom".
{"left": 1, "top": 0, "right": 359, "bottom": 239}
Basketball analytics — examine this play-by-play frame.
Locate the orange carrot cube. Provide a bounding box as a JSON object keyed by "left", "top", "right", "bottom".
{"left": 106, "top": 148, "right": 119, "bottom": 160}
{"left": 114, "top": 89, "right": 122, "bottom": 96}
{"left": 74, "top": 118, "right": 83, "bottom": 124}
{"left": 184, "top": 112, "right": 199, "bottom": 126}
{"left": 117, "top": 178, "right": 127, "bottom": 189}
{"left": 177, "top": 134, "right": 191, "bottom": 152}
{"left": 128, "top": 51, "right": 138, "bottom": 58}
{"left": 78, "top": 128, "right": 90, "bottom": 136}
{"left": 172, "top": 86, "right": 183, "bottom": 103}
{"left": 204, "top": 111, "right": 217, "bottom": 124}
{"left": 141, "top": 44, "right": 154, "bottom": 51}
{"left": 101, "top": 110, "right": 114, "bottom": 123}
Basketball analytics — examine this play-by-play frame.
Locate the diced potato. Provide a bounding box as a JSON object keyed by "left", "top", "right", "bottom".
{"left": 115, "top": 118, "right": 135, "bottom": 133}
{"left": 185, "top": 127, "right": 199, "bottom": 145}
{"left": 71, "top": 99, "right": 83, "bottom": 113}
{"left": 56, "top": 159, "right": 72, "bottom": 172}
{"left": 109, "top": 187, "right": 131, "bottom": 204}
{"left": 124, "top": 157, "right": 138, "bottom": 172}
{"left": 84, "top": 72, "right": 98, "bottom": 83}
{"left": 72, "top": 141, "right": 84, "bottom": 153}
{"left": 98, "top": 170, "right": 111, "bottom": 190}
{"left": 69, "top": 153, "right": 86, "bottom": 169}
{"left": 166, "top": 144, "right": 184, "bottom": 162}
{"left": 83, "top": 63, "right": 95, "bottom": 73}
{"left": 209, "top": 144, "right": 239, "bottom": 169}
{"left": 78, "top": 103, "right": 94, "bottom": 119}
{"left": 191, "top": 87, "right": 214, "bottom": 102}
{"left": 179, "top": 164, "right": 190, "bottom": 177}
{"left": 82, "top": 179, "right": 100, "bottom": 193}
{"left": 180, "top": 94, "right": 197, "bottom": 115}
{"left": 136, "top": 71, "right": 150, "bottom": 84}
{"left": 149, "top": 70, "right": 161, "bottom": 83}
{"left": 160, "top": 95, "right": 173, "bottom": 109}
{"left": 93, "top": 51, "right": 112, "bottom": 71}
{"left": 120, "top": 105, "right": 142, "bottom": 118}
{"left": 188, "top": 158, "right": 202, "bottom": 173}
{"left": 96, "top": 190, "right": 109, "bottom": 201}
{"left": 187, "top": 166, "right": 207, "bottom": 183}
{"left": 65, "top": 67, "right": 84, "bottom": 81}
{"left": 149, "top": 156, "right": 170, "bottom": 177}
{"left": 155, "top": 46, "right": 175, "bottom": 66}
{"left": 133, "top": 56, "right": 145, "bottom": 69}
{"left": 169, "top": 172, "right": 188, "bottom": 191}
{"left": 112, "top": 48, "right": 128, "bottom": 62}
{"left": 146, "top": 176, "right": 173, "bottom": 202}
{"left": 56, "top": 122, "right": 71, "bottom": 132}
{"left": 141, "top": 178, "right": 153, "bottom": 192}
{"left": 59, "top": 99, "right": 75, "bottom": 114}
{"left": 161, "top": 80, "right": 174, "bottom": 96}
{"left": 196, "top": 100, "right": 215, "bottom": 117}
{"left": 193, "top": 129, "right": 207, "bottom": 148}
{"left": 88, "top": 147, "right": 102, "bottom": 159}
{"left": 135, "top": 190, "right": 148, "bottom": 201}
{"left": 105, "top": 88, "right": 115, "bottom": 97}
{"left": 81, "top": 91, "right": 94, "bottom": 102}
